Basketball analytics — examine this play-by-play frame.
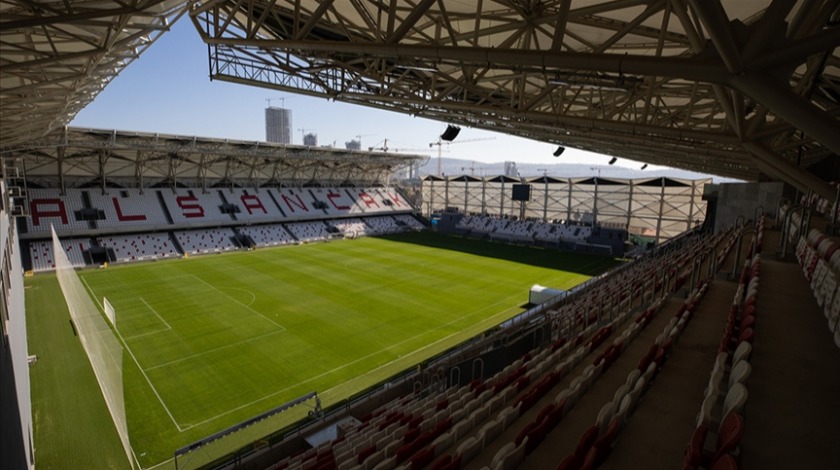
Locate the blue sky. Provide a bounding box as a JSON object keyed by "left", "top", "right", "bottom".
{"left": 71, "top": 17, "right": 659, "bottom": 171}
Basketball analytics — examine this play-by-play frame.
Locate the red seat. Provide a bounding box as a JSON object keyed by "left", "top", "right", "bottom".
{"left": 410, "top": 447, "right": 435, "bottom": 470}
{"left": 428, "top": 455, "right": 451, "bottom": 470}
{"left": 712, "top": 412, "right": 745, "bottom": 462}
{"left": 515, "top": 421, "right": 537, "bottom": 447}
{"left": 575, "top": 425, "right": 599, "bottom": 460}
{"left": 356, "top": 445, "right": 376, "bottom": 464}
{"left": 739, "top": 315, "right": 755, "bottom": 332}
{"left": 556, "top": 453, "right": 581, "bottom": 470}
{"left": 737, "top": 327, "right": 754, "bottom": 345}
{"left": 684, "top": 423, "right": 709, "bottom": 467}
{"left": 710, "top": 453, "right": 739, "bottom": 470}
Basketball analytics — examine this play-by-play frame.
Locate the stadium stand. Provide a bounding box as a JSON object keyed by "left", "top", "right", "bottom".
{"left": 237, "top": 224, "right": 296, "bottom": 247}
{"left": 328, "top": 218, "right": 370, "bottom": 237}
{"left": 286, "top": 221, "right": 331, "bottom": 243}
{"left": 457, "top": 214, "right": 595, "bottom": 245}
{"left": 361, "top": 216, "right": 403, "bottom": 235}
{"left": 393, "top": 214, "right": 425, "bottom": 231}
{"left": 87, "top": 189, "right": 170, "bottom": 230}
{"left": 97, "top": 233, "right": 179, "bottom": 262}
{"left": 224, "top": 188, "right": 288, "bottom": 222}
{"left": 174, "top": 228, "right": 239, "bottom": 254}
{"left": 26, "top": 188, "right": 90, "bottom": 234}
{"left": 28, "top": 238, "right": 90, "bottom": 272}
{"left": 160, "top": 189, "right": 232, "bottom": 226}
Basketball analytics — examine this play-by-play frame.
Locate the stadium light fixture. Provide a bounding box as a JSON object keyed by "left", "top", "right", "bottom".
{"left": 641, "top": 164, "right": 648, "bottom": 170}
{"left": 553, "top": 146, "right": 565, "bottom": 157}
{"left": 608, "top": 157, "right": 617, "bottom": 165}
{"left": 440, "top": 125, "right": 460, "bottom": 141}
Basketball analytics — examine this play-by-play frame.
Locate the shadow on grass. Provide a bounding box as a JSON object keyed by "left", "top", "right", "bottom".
{"left": 377, "top": 231, "right": 624, "bottom": 276}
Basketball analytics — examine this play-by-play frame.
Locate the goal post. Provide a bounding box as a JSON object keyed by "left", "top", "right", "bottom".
{"left": 104, "top": 297, "right": 116, "bottom": 328}
{"left": 51, "top": 226, "right": 133, "bottom": 468}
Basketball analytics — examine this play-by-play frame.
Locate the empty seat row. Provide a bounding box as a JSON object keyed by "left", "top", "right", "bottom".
{"left": 29, "top": 238, "right": 90, "bottom": 272}
{"left": 554, "top": 279, "right": 711, "bottom": 470}
{"left": 174, "top": 228, "right": 239, "bottom": 254}
{"left": 683, "top": 222, "right": 763, "bottom": 470}
{"left": 97, "top": 233, "right": 179, "bottom": 262}
{"left": 793, "top": 225, "right": 840, "bottom": 348}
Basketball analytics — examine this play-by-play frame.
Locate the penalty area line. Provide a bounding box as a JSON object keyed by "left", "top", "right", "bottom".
{"left": 140, "top": 297, "right": 173, "bottom": 331}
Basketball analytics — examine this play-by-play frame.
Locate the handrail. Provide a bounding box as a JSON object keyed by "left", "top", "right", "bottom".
{"left": 731, "top": 227, "right": 756, "bottom": 280}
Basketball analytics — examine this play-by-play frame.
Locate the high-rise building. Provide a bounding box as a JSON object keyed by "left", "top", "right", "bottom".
{"left": 345, "top": 139, "right": 361, "bottom": 150}
{"left": 265, "top": 107, "right": 292, "bottom": 144}
{"left": 303, "top": 132, "right": 318, "bottom": 146}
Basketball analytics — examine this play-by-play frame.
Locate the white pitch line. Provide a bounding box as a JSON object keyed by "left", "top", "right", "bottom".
{"left": 140, "top": 297, "right": 173, "bottom": 331}
{"left": 80, "top": 275, "right": 184, "bottom": 432}
{"left": 187, "top": 274, "right": 286, "bottom": 331}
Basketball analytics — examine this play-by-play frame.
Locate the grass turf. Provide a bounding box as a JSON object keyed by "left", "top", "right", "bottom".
{"left": 28, "top": 231, "right": 619, "bottom": 468}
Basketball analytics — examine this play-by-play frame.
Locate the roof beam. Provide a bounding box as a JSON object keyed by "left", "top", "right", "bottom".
{"left": 730, "top": 72, "right": 840, "bottom": 157}
{"left": 743, "top": 141, "right": 835, "bottom": 200}
{"left": 686, "top": 0, "right": 742, "bottom": 73}
{"left": 203, "top": 39, "right": 731, "bottom": 83}
{"left": 388, "top": 0, "right": 437, "bottom": 43}
{"left": 294, "top": 0, "right": 335, "bottom": 40}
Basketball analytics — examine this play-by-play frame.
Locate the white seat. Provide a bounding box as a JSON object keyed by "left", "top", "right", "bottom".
{"left": 733, "top": 342, "right": 752, "bottom": 365}
{"left": 625, "top": 369, "right": 641, "bottom": 389}
{"left": 595, "top": 401, "right": 616, "bottom": 436}
{"left": 489, "top": 441, "right": 515, "bottom": 470}
{"left": 722, "top": 383, "right": 749, "bottom": 418}
{"left": 696, "top": 390, "right": 717, "bottom": 427}
{"left": 497, "top": 438, "right": 528, "bottom": 470}
{"left": 432, "top": 431, "right": 453, "bottom": 457}
{"left": 456, "top": 436, "right": 482, "bottom": 465}
{"left": 728, "top": 360, "right": 752, "bottom": 389}
{"left": 613, "top": 383, "right": 630, "bottom": 404}
{"left": 487, "top": 417, "right": 506, "bottom": 444}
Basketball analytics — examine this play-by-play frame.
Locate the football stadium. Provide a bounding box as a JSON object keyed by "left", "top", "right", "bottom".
{"left": 2, "top": 2, "right": 839, "bottom": 470}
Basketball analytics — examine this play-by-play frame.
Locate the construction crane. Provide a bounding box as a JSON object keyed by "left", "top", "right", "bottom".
{"left": 346, "top": 134, "right": 374, "bottom": 150}
{"left": 265, "top": 96, "right": 291, "bottom": 108}
{"left": 460, "top": 161, "right": 492, "bottom": 177}
{"left": 430, "top": 136, "right": 496, "bottom": 176}
{"left": 368, "top": 139, "right": 430, "bottom": 153}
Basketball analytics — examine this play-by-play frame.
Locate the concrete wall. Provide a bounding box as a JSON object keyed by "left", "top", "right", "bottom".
{"left": 714, "top": 181, "right": 784, "bottom": 231}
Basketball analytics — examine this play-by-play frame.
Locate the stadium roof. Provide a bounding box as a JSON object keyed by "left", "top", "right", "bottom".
{"left": 11, "top": 127, "right": 423, "bottom": 188}
{"left": 2, "top": 1, "right": 839, "bottom": 199}
{"left": 0, "top": 0, "right": 189, "bottom": 147}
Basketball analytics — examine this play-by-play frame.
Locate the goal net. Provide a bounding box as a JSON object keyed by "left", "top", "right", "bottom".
{"left": 52, "top": 226, "right": 133, "bottom": 468}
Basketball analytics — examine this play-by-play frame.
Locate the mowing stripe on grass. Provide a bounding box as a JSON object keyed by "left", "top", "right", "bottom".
{"left": 145, "top": 329, "right": 285, "bottom": 373}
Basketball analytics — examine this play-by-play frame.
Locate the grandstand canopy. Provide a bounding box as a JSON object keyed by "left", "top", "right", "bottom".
{"left": 10, "top": 127, "right": 423, "bottom": 189}
{"left": 2, "top": 1, "right": 839, "bottom": 199}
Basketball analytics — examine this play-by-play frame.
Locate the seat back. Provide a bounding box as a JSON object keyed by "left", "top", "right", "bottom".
{"left": 722, "top": 383, "right": 749, "bottom": 417}
{"left": 714, "top": 412, "right": 745, "bottom": 461}
{"left": 728, "top": 360, "right": 752, "bottom": 388}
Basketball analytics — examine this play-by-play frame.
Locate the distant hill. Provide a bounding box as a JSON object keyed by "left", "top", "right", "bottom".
{"left": 415, "top": 157, "right": 739, "bottom": 182}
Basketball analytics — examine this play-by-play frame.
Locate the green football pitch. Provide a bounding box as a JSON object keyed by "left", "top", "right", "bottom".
{"left": 26, "top": 231, "right": 619, "bottom": 469}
